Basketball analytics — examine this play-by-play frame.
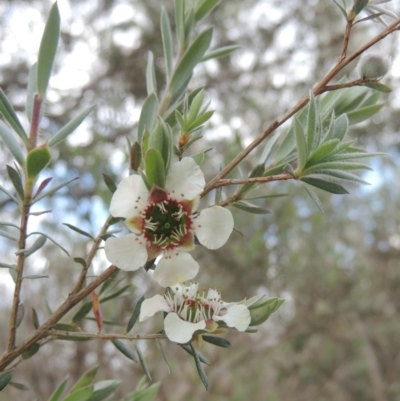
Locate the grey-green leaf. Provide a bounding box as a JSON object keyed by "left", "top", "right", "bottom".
{"left": 202, "top": 335, "right": 231, "bottom": 348}
{"left": 169, "top": 28, "right": 213, "bottom": 97}
{"left": 0, "top": 89, "right": 28, "bottom": 146}
{"left": 48, "top": 376, "right": 69, "bottom": 401}
{"left": 33, "top": 177, "right": 79, "bottom": 203}
{"left": 112, "top": 339, "right": 138, "bottom": 362}
{"left": 24, "top": 235, "right": 47, "bottom": 257}
{"left": 364, "top": 83, "right": 392, "bottom": 93}
{"left": 0, "top": 370, "right": 13, "bottom": 391}
{"left": 6, "top": 165, "right": 24, "bottom": 201}
{"left": 195, "top": 0, "right": 222, "bottom": 21}
{"left": 347, "top": 104, "right": 384, "bottom": 125}
{"left": 232, "top": 201, "right": 270, "bottom": 214}
{"left": 300, "top": 177, "right": 349, "bottom": 194}
{"left": 49, "top": 106, "right": 94, "bottom": 147}
{"left": 0, "top": 121, "right": 25, "bottom": 166}
{"left": 69, "top": 366, "right": 98, "bottom": 393}
{"left": 301, "top": 182, "right": 324, "bottom": 212}
{"left": 37, "top": 1, "right": 60, "bottom": 97}
{"left": 295, "top": 118, "right": 307, "bottom": 171}
{"left": 190, "top": 344, "right": 209, "bottom": 390}
{"left": 160, "top": 8, "right": 173, "bottom": 79}
{"left": 146, "top": 52, "right": 157, "bottom": 95}
{"left": 127, "top": 296, "right": 145, "bottom": 333}
{"left": 138, "top": 93, "right": 159, "bottom": 144}
{"left": 63, "top": 223, "right": 94, "bottom": 239}
{"left": 135, "top": 345, "right": 152, "bottom": 382}
{"left": 145, "top": 148, "right": 166, "bottom": 188}
{"left": 201, "top": 45, "right": 241, "bottom": 62}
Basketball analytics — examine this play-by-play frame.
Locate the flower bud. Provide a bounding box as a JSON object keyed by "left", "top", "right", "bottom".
{"left": 244, "top": 296, "right": 285, "bottom": 327}
{"left": 129, "top": 141, "right": 142, "bottom": 172}
{"left": 359, "top": 55, "right": 389, "bottom": 80}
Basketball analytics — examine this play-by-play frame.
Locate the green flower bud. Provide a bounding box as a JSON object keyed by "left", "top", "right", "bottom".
{"left": 244, "top": 296, "right": 285, "bottom": 327}
{"left": 359, "top": 55, "right": 389, "bottom": 80}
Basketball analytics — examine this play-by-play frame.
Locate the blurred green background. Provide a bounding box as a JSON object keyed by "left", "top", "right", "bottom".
{"left": 1, "top": 0, "right": 400, "bottom": 400}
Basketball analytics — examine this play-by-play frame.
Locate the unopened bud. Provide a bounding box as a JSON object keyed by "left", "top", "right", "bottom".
{"left": 130, "top": 141, "right": 142, "bottom": 172}
{"left": 244, "top": 296, "right": 285, "bottom": 327}
{"left": 359, "top": 55, "right": 389, "bottom": 80}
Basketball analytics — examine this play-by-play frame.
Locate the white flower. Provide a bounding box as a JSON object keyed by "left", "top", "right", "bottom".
{"left": 139, "top": 283, "right": 251, "bottom": 344}
{"left": 104, "top": 157, "right": 234, "bottom": 287}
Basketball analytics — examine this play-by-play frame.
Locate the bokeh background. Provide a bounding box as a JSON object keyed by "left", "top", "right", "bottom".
{"left": 1, "top": 0, "right": 400, "bottom": 400}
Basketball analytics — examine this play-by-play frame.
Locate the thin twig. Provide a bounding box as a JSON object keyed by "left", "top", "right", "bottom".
{"left": 322, "top": 78, "right": 384, "bottom": 93}
{"left": 71, "top": 215, "right": 114, "bottom": 294}
{"left": 48, "top": 330, "right": 166, "bottom": 341}
{"left": 200, "top": 18, "right": 400, "bottom": 198}
{"left": 340, "top": 18, "right": 354, "bottom": 60}
{"left": 0, "top": 265, "right": 118, "bottom": 371}
{"left": 7, "top": 203, "right": 30, "bottom": 352}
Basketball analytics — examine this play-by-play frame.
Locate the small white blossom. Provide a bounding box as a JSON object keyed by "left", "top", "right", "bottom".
{"left": 139, "top": 283, "right": 251, "bottom": 344}
{"left": 104, "top": 157, "right": 234, "bottom": 287}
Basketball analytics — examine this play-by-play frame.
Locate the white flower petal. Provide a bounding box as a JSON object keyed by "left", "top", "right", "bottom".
{"left": 153, "top": 252, "right": 199, "bottom": 287}
{"left": 194, "top": 206, "right": 234, "bottom": 250}
{"left": 214, "top": 304, "right": 251, "bottom": 332}
{"left": 164, "top": 313, "right": 206, "bottom": 343}
{"left": 110, "top": 175, "right": 149, "bottom": 218}
{"left": 139, "top": 295, "right": 171, "bottom": 322}
{"left": 104, "top": 234, "right": 147, "bottom": 271}
{"left": 166, "top": 158, "right": 205, "bottom": 200}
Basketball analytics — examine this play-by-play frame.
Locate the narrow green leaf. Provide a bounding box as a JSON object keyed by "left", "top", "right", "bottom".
{"left": 175, "top": 0, "right": 185, "bottom": 47}
{"left": 51, "top": 323, "right": 79, "bottom": 331}
{"left": 355, "top": 12, "right": 384, "bottom": 24}
{"left": 157, "top": 340, "right": 172, "bottom": 375}
{"left": 22, "top": 343, "right": 40, "bottom": 360}
{"left": 145, "top": 148, "right": 166, "bottom": 188}
{"left": 74, "top": 257, "right": 87, "bottom": 267}
{"left": 26, "top": 63, "right": 38, "bottom": 123}
{"left": 300, "top": 177, "right": 349, "bottom": 194}
{"left": 102, "top": 174, "right": 117, "bottom": 194}
{"left": 27, "top": 231, "right": 69, "bottom": 256}
{"left": 48, "top": 376, "right": 69, "bottom": 401}
{"left": 87, "top": 380, "right": 121, "bottom": 401}
{"left": 63, "top": 385, "right": 94, "bottom": 401}
{"left": 187, "top": 110, "right": 214, "bottom": 132}
{"left": 32, "top": 308, "right": 40, "bottom": 329}
{"left": 112, "top": 339, "right": 138, "bottom": 362}
{"left": 99, "top": 269, "right": 120, "bottom": 295}
{"left": 135, "top": 344, "right": 152, "bottom": 382}
{"left": 72, "top": 302, "right": 92, "bottom": 323}
{"left": 364, "top": 82, "right": 392, "bottom": 93}
{"left": 24, "top": 235, "right": 47, "bottom": 257}
{"left": 30, "top": 210, "right": 52, "bottom": 216}
{"left": 187, "top": 90, "right": 204, "bottom": 122}
{"left": 180, "top": 344, "right": 210, "bottom": 365}
{"left": 6, "top": 165, "right": 24, "bottom": 201}
{"left": 303, "top": 161, "right": 372, "bottom": 174}
{"left": 0, "top": 262, "right": 16, "bottom": 268}
{"left": 0, "top": 121, "right": 25, "bottom": 166}
{"left": 127, "top": 296, "right": 145, "bottom": 333}
{"left": 37, "top": 1, "right": 60, "bottom": 97}
{"left": 169, "top": 28, "right": 213, "bottom": 97}
{"left": 0, "top": 88, "right": 28, "bottom": 145}
{"left": 306, "top": 139, "right": 340, "bottom": 166}
{"left": 360, "top": 91, "right": 381, "bottom": 107}
{"left": 16, "top": 304, "right": 25, "bottom": 328}
{"left": 202, "top": 335, "right": 231, "bottom": 348}
{"left": 312, "top": 169, "right": 370, "bottom": 185}
{"left": 9, "top": 267, "right": 17, "bottom": 283}
{"left": 245, "top": 193, "right": 287, "bottom": 201}
{"left": 8, "top": 381, "right": 29, "bottom": 391}
{"left": 354, "top": 0, "right": 369, "bottom": 15}
{"left": 146, "top": 52, "right": 157, "bottom": 95}
{"left": 326, "top": 151, "right": 386, "bottom": 161}
{"left": 295, "top": 118, "right": 307, "bottom": 171}
{"left": 0, "top": 371, "right": 13, "bottom": 391}
{"left": 0, "top": 229, "right": 18, "bottom": 242}
{"left": 63, "top": 223, "right": 94, "bottom": 239}
{"left": 49, "top": 106, "right": 94, "bottom": 147}
{"left": 69, "top": 366, "right": 98, "bottom": 393}
{"left": 259, "top": 131, "right": 281, "bottom": 164}
{"left": 332, "top": 114, "right": 348, "bottom": 141}
{"left": 332, "top": 0, "right": 348, "bottom": 19}
{"left": 201, "top": 45, "right": 241, "bottom": 62}
{"left": 347, "top": 104, "right": 384, "bottom": 125}
{"left": 160, "top": 8, "right": 173, "bottom": 79}
{"left": 301, "top": 182, "right": 324, "bottom": 212}
{"left": 130, "top": 382, "right": 161, "bottom": 401}
{"left": 274, "top": 124, "right": 296, "bottom": 163}
{"left": 306, "top": 92, "right": 317, "bottom": 152}
{"left": 100, "top": 284, "right": 132, "bottom": 303}
{"left": 195, "top": 0, "right": 221, "bottom": 20}
{"left": 0, "top": 184, "right": 19, "bottom": 204}
{"left": 238, "top": 163, "right": 265, "bottom": 195}
{"left": 138, "top": 93, "right": 159, "bottom": 144}
{"left": 23, "top": 274, "right": 49, "bottom": 280}
{"left": 33, "top": 176, "right": 79, "bottom": 203}
{"left": 190, "top": 344, "right": 209, "bottom": 390}
{"left": 26, "top": 144, "right": 52, "bottom": 180}
{"left": 232, "top": 201, "right": 270, "bottom": 214}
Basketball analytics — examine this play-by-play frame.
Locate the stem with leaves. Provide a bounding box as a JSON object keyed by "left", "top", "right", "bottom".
{"left": 200, "top": 18, "right": 400, "bottom": 198}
